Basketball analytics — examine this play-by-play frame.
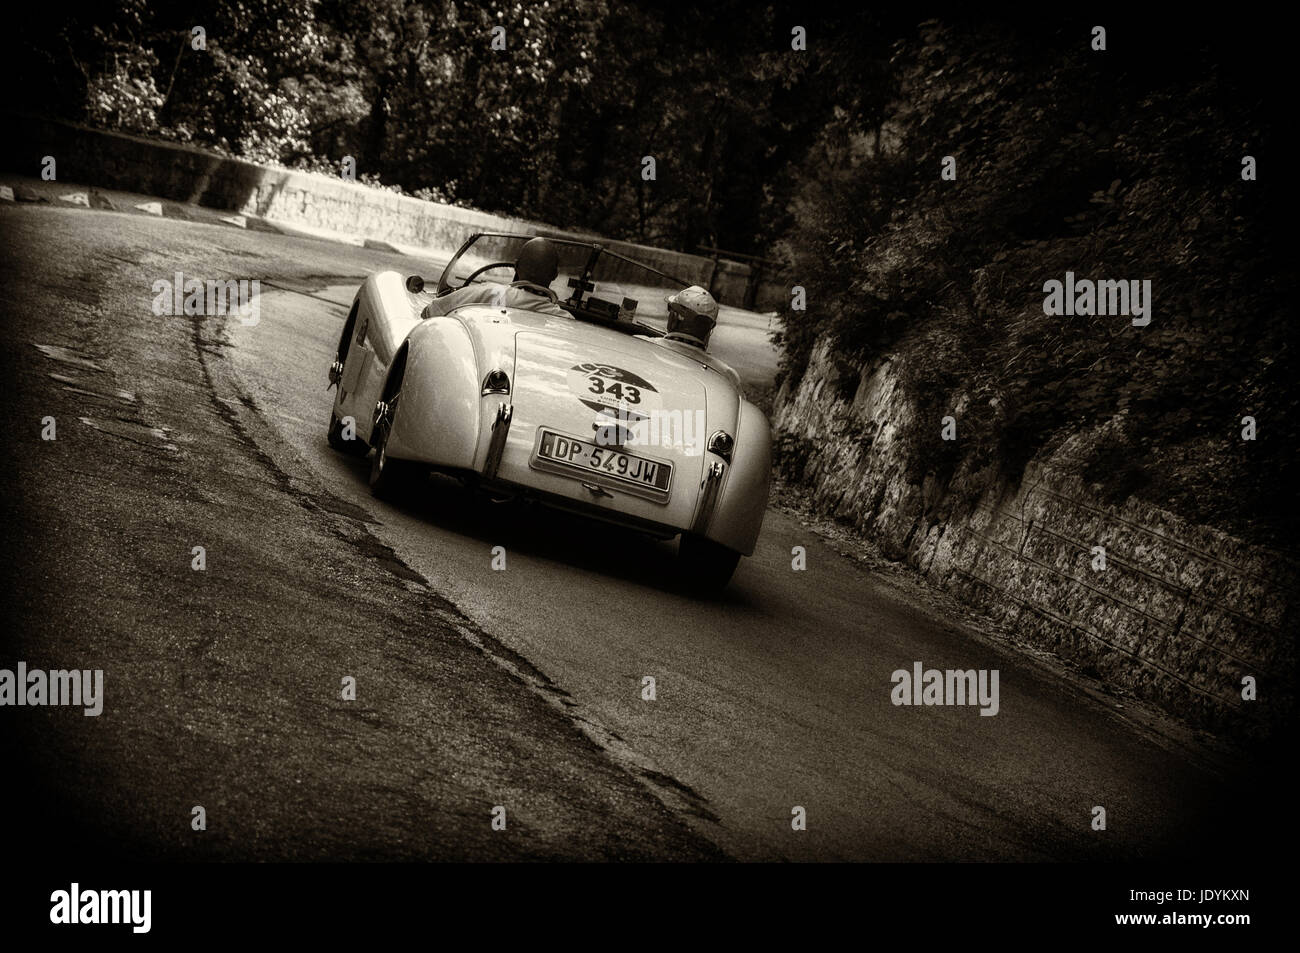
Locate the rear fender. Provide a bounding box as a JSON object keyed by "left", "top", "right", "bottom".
{"left": 385, "top": 318, "right": 485, "bottom": 468}
{"left": 334, "top": 272, "right": 421, "bottom": 442}
{"left": 700, "top": 400, "right": 771, "bottom": 556}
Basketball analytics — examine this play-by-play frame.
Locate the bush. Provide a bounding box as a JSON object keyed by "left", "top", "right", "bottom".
{"left": 773, "top": 19, "right": 1295, "bottom": 545}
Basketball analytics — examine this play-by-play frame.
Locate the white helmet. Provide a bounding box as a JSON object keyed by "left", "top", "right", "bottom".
{"left": 665, "top": 285, "right": 719, "bottom": 348}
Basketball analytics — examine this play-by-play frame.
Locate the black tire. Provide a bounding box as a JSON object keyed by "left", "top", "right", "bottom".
{"left": 327, "top": 411, "right": 369, "bottom": 456}
{"left": 368, "top": 391, "right": 423, "bottom": 502}
{"left": 678, "top": 534, "right": 741, "bottom": 593}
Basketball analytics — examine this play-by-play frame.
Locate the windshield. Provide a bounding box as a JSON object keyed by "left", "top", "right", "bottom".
{"left": 437, "top": 233, "right": 690, "bottom": 333}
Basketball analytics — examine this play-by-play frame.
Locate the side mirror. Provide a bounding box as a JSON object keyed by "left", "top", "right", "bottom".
{"left": 405, "top": 275, "right": 425, "bottom": 294}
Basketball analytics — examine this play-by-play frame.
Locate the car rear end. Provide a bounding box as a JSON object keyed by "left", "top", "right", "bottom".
{"left": 489, "top": 327, "right": 728, "bottom": 537}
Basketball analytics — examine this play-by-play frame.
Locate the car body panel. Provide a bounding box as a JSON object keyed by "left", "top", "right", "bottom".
{"left": 708, "top": 399, "right": 772, "bottom": 554}
{"left": 501, "top": 329, "right": 711, "bottom": 531}
{"left": 332, "top": 270, "right": 421, "bottom": 444}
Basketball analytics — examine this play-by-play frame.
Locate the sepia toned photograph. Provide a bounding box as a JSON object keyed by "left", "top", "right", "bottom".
{"left": 0, "top": 0, "right": 1290, "bottom": 937}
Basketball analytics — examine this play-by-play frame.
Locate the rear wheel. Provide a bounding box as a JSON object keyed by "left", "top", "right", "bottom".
{"left": 368, "top": 386, "right": 423, "bottom": 501}
{"left": 678, "top": 534, "right": 741, "bottom": 593}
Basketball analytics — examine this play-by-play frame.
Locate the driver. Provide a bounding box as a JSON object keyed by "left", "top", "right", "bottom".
{"left": 422, "top": 237, "right": 570, "bottom": 319}
{"left": 648, "top": 285, "right": 741, "bottom": 387}
{"left": 663, "top": 286, "right": 719, "bottom": 349}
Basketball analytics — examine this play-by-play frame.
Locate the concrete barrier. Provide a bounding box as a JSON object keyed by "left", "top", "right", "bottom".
{"left": 1, "top": 113, "right": 776, "bottom": 296}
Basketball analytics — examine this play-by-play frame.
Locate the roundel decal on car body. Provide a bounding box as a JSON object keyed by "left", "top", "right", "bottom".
{"left": 566, "top": 362, "right": 661, "bottom": 420}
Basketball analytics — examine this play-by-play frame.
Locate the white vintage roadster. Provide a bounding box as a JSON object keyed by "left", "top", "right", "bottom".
{"left": 326, "top": 233, "right": 770, "bottom": 590}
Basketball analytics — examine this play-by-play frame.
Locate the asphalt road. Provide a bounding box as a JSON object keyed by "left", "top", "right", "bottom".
{"left": 1, "top": 195, "right": 1272, "bottom": 861}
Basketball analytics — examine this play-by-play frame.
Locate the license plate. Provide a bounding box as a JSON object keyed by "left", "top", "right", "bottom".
{"left": 535, "top": 430, "right": 672, "bottom": 492}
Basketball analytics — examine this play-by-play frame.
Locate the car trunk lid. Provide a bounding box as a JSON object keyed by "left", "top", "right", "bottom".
{"left": 496, "top": 330, "right": 709, "bottom": 527}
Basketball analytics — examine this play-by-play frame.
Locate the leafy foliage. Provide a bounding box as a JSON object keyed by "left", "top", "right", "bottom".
{"left": 775, "top": 17, "right": 1295, "bottom": 544}
{"left": 10, "top": 0, "right": 832, "bottom": 251}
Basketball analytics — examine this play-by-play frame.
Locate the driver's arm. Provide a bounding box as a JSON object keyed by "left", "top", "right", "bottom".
{"left": 420, "top": 283, "right": 499, "bottom": 319}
